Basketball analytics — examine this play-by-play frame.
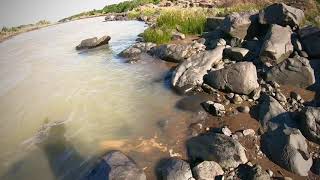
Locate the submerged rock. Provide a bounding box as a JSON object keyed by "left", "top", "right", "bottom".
{"left": 87, "top": 151, "right": 146, "bottom": 180}
{"left": 76, "top": 36, "right": 111, "bottom": 50}
{"left": 265, "top": 56, "right": 315, "bottom": 88}
{"left": 172, "top": 45, "right": 224, "bottom": 90}
{"left": 119, "top": 42, "right": 156, "bottom": 63}
{"left": 158, "top": 158, "right": 194, "bottom": 180}
{"left": 204, "top": 62, "right": 259, "bottom": 95}
{"left": 259, "top": 3, "right": 304, "bottom": 29}
{"left": 187, "top": 133, "right": 248, "bottom": 169}
{"left": 300, "top": 106, "right": 320, "bottom": 144}
{"left": 259, "top": 25, "right": 293, "bottom": 65}
{"left": 192, "top": 161, "right": 224, "bottom": 180}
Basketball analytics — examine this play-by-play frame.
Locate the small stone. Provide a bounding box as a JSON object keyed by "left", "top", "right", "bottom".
{"left": 222, "top": 126, "right": 232, "bottom": 136}
{"left": 202, "top": 101, "right": 226, "bottom": 117}
{"left": 226, "top": 93, "right": 235, "bottom": 100}
{"left": 243, "top": 129, "right": 255, "bottom": 136}
{"left": 241, "top": 95, "right": 249, "bottom": 101}
{"left": 171, "top": 32, "right": 186, "bottom": 40}
{"left": 235, "top": 131, "right": 244, "bottom": 138}
{"left": 251, "top": 87, "right": 261, "bottom": 101}
{"left": 193, "top": 161, "right": 224, "bottom": 180}
{"left": 232, "top": 94, "right": 243, "bottom": 104}
{"left": 290, "top": 92, "right": 303, "bottom": 102}
{"left": 269, "top": 81, "right": 280, "bottom": 89}
{"left": 247, "top": 162, "right": 253, "bottom": 167}
{"left": 223, "top": 99, "right": 230, "bottom": 106}
{"left": 232, "top": 134, "right": 239, "bottom": 140}
{"left": 275, "top": 91, "right": 287, "bottom": 103}
{"left": 238, "top": 106, "right": 250, "bottom": 113}
{"left": 202, "top": 83, "right": 217, "bottom": 94}
{"left": 267, "top": 169, "right": 273, "bottom": 177}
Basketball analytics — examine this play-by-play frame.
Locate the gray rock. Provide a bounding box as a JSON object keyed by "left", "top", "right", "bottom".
{"left": 263, "top": 128, "right": 313, "bottom": 176}
{"left": 299, "top": 26, "right": 320, "bottom": 58}
{"left": 300, "top": 106, "right": 320, "bottom": 144}
{"left": 205, "top": 62, "right": 259, "bottom": 95}
{"left": 76, "top": 36, "right": 111, "bottom": 50}
{"left": 259, "top": 3, "right": 305, "bottom": 29}
{"left": 202, "top": 101, "right": 226, "bottom": 117}
{"left": 265, "top": 56, "right": 315, "bottom": 88}
{"left": 220, "top": 12, "right": 261, "bottom": 40}
{"left": 205, "top": 17, "right": 225, "bottom": 31}
{"left": 260, "top": 24, "right": 293, "bottom": 65}
{"left": 224, "top": 47, "right": 250, "bottom": 61}
{"left": 171, "top": 32, "right": 186, "bottom": 40}
{"left": 187, "top": 133, "right": 248, "bottom": 169}
{"left": 193, "top": 161, "right": 224, "bottom": 180}
{"left": 119, "top": 42, "right": 156, "bottom": 58}
{"left": 312, "top": 158, "right": 320, "bottom": 175}
{"left": 249, "top": 165, "right": 271, "bottom": 180}
{"left": 238, "top": 106, "right": 250, "bottom": 113}
{"left": 150, "top": 42, "right": 205, "bottom": 63}
{"left": 158, "top": 158, "right": 193, "bottom": 180}
{"left": 232, "top": 94, "right": 243, "bottom": 104}
{"left": 172, "top": 45, "right": 224, "bottom": 89}
{"left": 87, "top": 151, "right": 146, "bottom": 180}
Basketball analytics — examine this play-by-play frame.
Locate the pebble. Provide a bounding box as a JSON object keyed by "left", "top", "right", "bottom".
{"left": 226, "top": 93, "right": 234, "bottom": 100}
{"left": 267, "top": 169, "right": 273, "bottom": 177}
{"left": 238, "top": 106, "right": 250, "bottom": 113}
{"left": 243, "top": 129, "right": 255, "bottom": 136}
{"left": 232, "top": 94, "right": 243, "bottom": 104}
{"left": 275, "top": 91, "right": 287, "bottom": 102}
{"left": 231, "top": 134, "right": 238, "bottom": 140}
{"left": 222, "top": 126, "right": 232, "bottom": 136}
{"left": 235, "top": 131, "right": 244, "bottom": 138}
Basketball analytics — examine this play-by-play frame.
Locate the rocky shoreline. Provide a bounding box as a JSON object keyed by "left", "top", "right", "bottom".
{"left": 81, "top": 2, "right": 320, "bottom": 180}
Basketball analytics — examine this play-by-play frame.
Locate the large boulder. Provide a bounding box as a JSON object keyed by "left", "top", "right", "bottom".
{"left": 204, "top": 62, "right": 259, "bottom": 95}
{"left": 259, "top": 3, "right": 305, "bottom": 29}
{"left": 299, "top": 26, "right": 320, "bottom": 58}
{"left": 258, "top": 95, "right": 294, "bottom": 131}
{"left": 87, "top": 151, "right": 146, "bottom": 180}
{"left": 262, "top": 128, "right": 313, "bottom": 176}
{"left": 265, "top": 56, "right": 315, "bottom": 88}
{"left": 172, "top": 45, "right": 224, "bottom": 90}
{"left": 187, "top": 133, "right": 248, "bottom": 169}
{"left": 158, "top": 158, "right": 194, "bottom": 180}
{"left": 219, "top": 12, "right": 263, "bottom": 40}
{"left": 192, "top": 161, "right": 224, "bottom": 180}
{"left": 300, "top": 106, "right": 320, "bottom": 144}
{"left": 119, "top": 42, "right": 156, "bottom": 63}
{"left": 76, "top": 36, "right": 111, "bottom": 50}
{"left": 260, "top": 24, "right": 293, "bottom": 65}
{"left": 150, "top": 42, "right": 205, "bottom": 63}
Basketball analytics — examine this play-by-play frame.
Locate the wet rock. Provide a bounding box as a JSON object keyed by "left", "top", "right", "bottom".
{"left": 238, "top": 106, "right": 250, "bottom": 113}
{"left": 158, "top": 158, "right": 193, "bottom": 180}
{"left": 223, "top": 47, "right": 250, "bottom": 61}
{"left": 220, "top": 12, "right": 262, "bottom": 40}
{"left": 259, "top": 25, "right": 293, "bottom": 65}
{"left": 193, "top": 161, "right": 224, "bottom": 180}
{"left": 299, "top": 26, "right": 320, "bottom": 58}
{"left": 171, "top": 32, "right": 186, "bottom": 40}
{"left": 202, "top": 101, "right": 226, "bottom": 117}
{"left": 312, "top": 158, "right": 320, "bottom": 175}
{"left": 259, "top": 3, "right": 304, "bottom": 29}
{"left": 262, "top": 128, "right": 313, "bottom": 176}
{"left": 300, "top": 106, "right": 320, "bottom": 144}
{"left": 150, "top": 42, "right": 205, "bottom": 63}
{"left": 249, "top": 165, "right": 271, "bottom": 180}
{"left": 187, "top": 133, "right": 248, "bottom": 169}
{"left": 205, "top": 62, "right": 259, "bottom": 95}
{"left": 87, "top": 151, "right": 146, "bottom": 180}
{"left": 76, "top": 36, "right": 111, "bottom": 50}
{"left": 176, "top": 93, "right": 212, "bottom": 112}
{"left": 172, "top": 46, "right": 224, "bottom": 90}
{"left": 119, "top": 42, "right": 156, "bottom": 59}
{"left": 265, "top": 56, "right": 315, "bottom": 88}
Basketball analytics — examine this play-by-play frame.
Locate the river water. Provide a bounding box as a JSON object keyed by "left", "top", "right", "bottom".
{"left": 0, "top": 17, "right": 190, "bottom": 179}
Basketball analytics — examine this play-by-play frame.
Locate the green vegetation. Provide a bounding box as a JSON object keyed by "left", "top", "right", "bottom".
{"left": 102, "top": 0, "right": 160, "bottom": 13}
{"left": 215, "top": 3, "right": 264, "bottom": 16}
{"left": 143, "top": 27, "right": 172, "bottom": 44}
{"left": 1, "top": 20, "right": 50, "bottom": 34}
{"left": 128, "top": 6, "right": 159, "bottom": 19}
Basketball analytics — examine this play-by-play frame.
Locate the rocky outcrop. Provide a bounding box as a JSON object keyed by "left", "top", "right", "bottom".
{"left": 204, "top": 62, "right": 259, "bottom": 95}
{"left": 187, "top": 133, "right": 248, "bottom": 169}
{"left": 119, "top": 42, "right": 156, "bottom": 61}
{"left": 219, "top": 12, "right": 261, "bottom": 40}
{"left": 150, "top": 42, "right": 205, "bottom": 63}
{"left": 87, "top": 151, "right": 146, "bottom": 180}
{"left": 172, "top": 45, "right": 224, "bottom": 90}
{"left": 265, "top": 56, "right": 315, "bottom": 88}
{"left": 259, "top": 3, "right": 305, "bottom": 29}
{"left": 76, "top": 36, "right": 111, "bottom": 50}
{"left": 262, "top": 128, "right": 313, "bottom": 176}
{"left": 299, "top": 26, "right": 320, "bottom": 58}
{"left": 192, "top": 161, "right": 224, "bottom": 180}
{"left": 158, "top": 158, "right": 194, "bottom": 180}
{"left": 105, "top": 13, "right": 128, "bottom": 21}
{"left": 259, "top": 25, "right": 293, "bottom": 65}
{"left": 300, "top": 106, "right": 320, "bottom": 144}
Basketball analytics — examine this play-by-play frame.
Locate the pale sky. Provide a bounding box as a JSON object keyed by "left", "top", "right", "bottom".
{"left": 0, "top": 0, "right": 125, "bottom": 28}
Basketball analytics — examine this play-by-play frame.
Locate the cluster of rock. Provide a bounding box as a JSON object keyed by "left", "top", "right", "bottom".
{"left": 105, "top": 13, "right": 129, "bottom": 21}
{"left": 76, "top": 35, "right": 111, "bottom": 50}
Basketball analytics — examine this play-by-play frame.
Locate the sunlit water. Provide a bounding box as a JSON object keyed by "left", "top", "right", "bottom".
{"left": 0, "top": 17, "right": 188, "bottom": 179}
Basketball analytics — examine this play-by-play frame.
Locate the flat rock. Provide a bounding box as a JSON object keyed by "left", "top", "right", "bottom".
{"left": 172, "top": 45, "right": 224, "bottom": 89}
{"left": 260, "top": 24, "right": 293, "bottom": 65}
{"left": 300, "top": 106, "right": 320, "bottom": 144}
{"left": 158, "top": 158, "right": 193, "bottom": 180}
{"left": 265, "top": 56, "right": 315, "bottom": 88}
{"left": 259, "top": 3, "right": 304, "bottom": 29}
{"left": 187, "top": 133, "right": 248, "bottom": 169}
{"left": 299, "top": 26, "right": 320, "bottom": 58}
{"left": 76, "top": 36, "right": 111, "bottom": 50}
{"left": 204, "top": 62, "right": 259, "bottom": 95}
{"left": 193, "top": 161, "right": 224, "bottom": 180}
{"left": 87, "top": 151, "right": 146, "bottom": 180}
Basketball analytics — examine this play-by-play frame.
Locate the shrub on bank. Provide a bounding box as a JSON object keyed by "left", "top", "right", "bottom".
{"left": 102, "top": 0, "right": 160, "bottom": 13}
